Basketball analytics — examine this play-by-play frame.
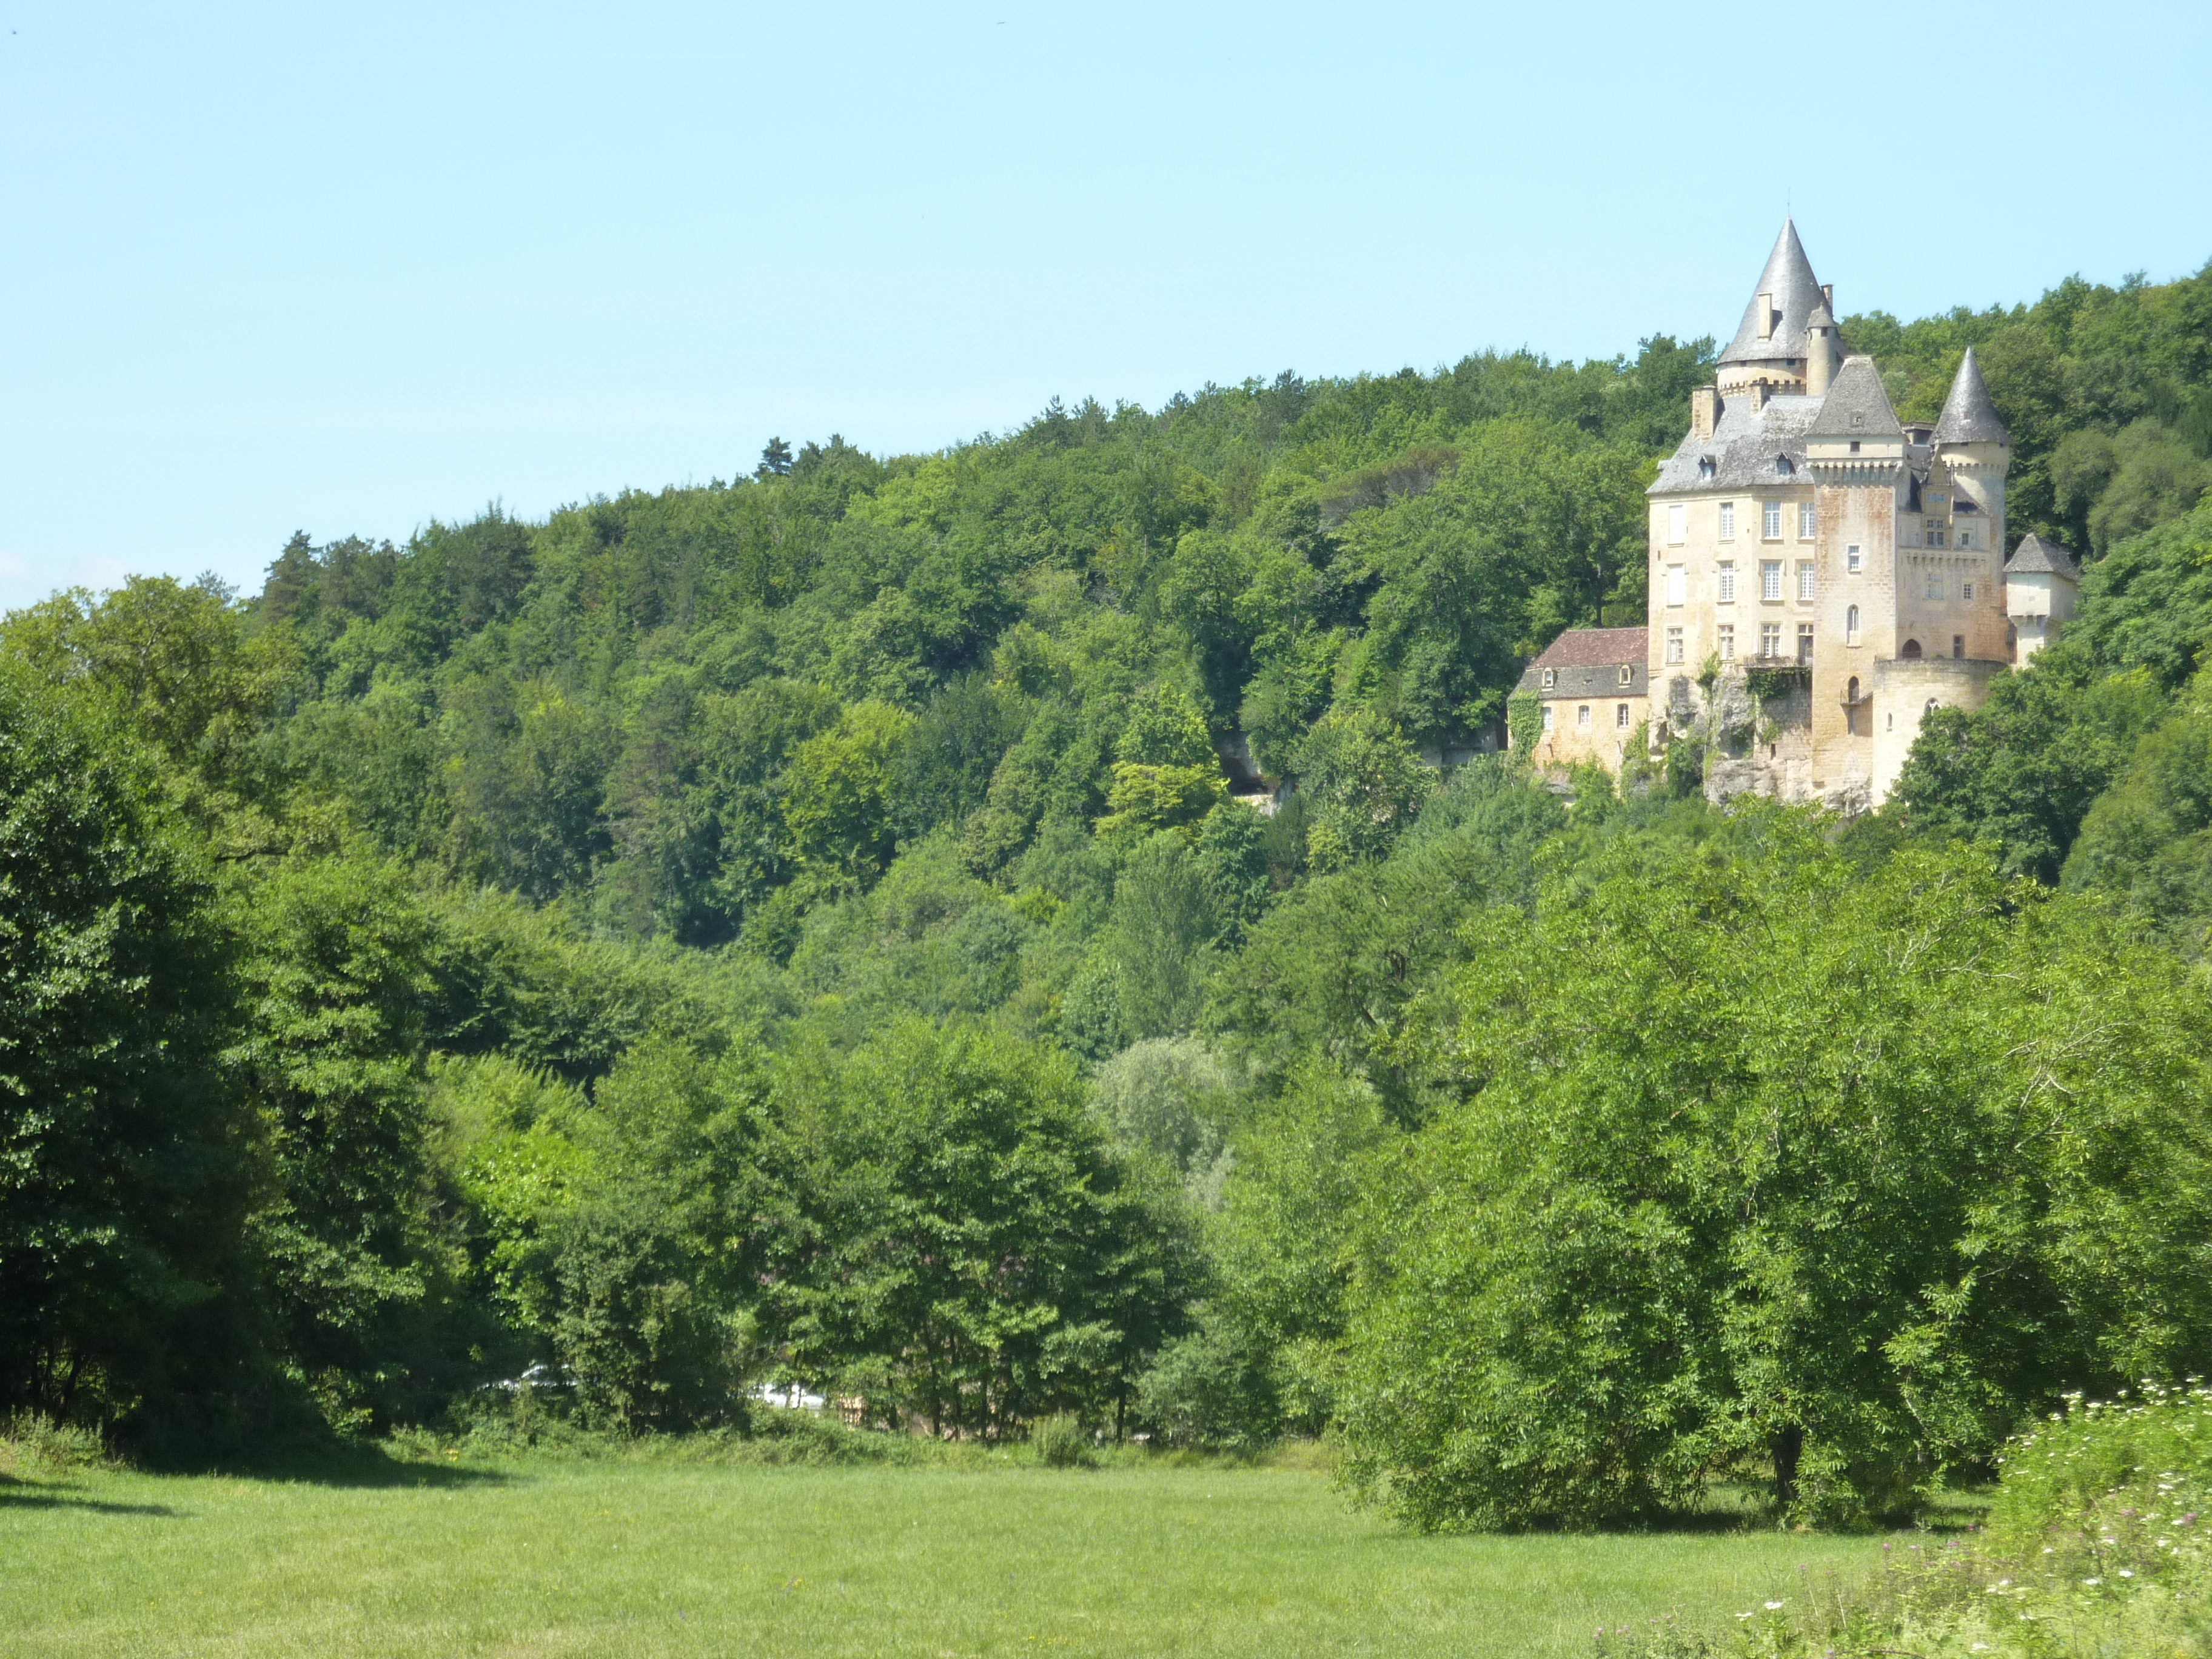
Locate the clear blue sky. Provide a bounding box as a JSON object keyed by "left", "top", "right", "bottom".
{"left": 4, "top": 1, "right": 2209, "bottom": 613}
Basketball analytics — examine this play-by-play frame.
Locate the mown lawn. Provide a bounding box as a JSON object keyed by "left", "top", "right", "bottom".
{"left": 0, "top": 1452, "right": 1878, "bottom": 1657}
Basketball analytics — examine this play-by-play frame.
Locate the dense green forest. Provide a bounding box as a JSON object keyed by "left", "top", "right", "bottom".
{"left": 9, "top": 257, "right": 2212, "bottom": 1529}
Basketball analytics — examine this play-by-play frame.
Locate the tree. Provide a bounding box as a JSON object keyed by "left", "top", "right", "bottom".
{"left": 0, "top": 661, "right": 260, "bottom": 1433}
{"left": 1338, "top": 810, "right": 2212, "bottom": 1530}
{"left": 1286, "top": 708, "right": 1433, "bottom": 870}
{"left": 757, "top": 437, "right": 794, "bottom": 478}
{"left": 230, "top": 851, "right": 444, "bottom": 1430}
{"left": 779, "top": 1021, "right": 1198, "bottom": 1436}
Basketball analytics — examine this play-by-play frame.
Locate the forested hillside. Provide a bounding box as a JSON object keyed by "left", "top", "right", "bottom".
{"left": 9, "top": 258, "right": 2212, "bottom": 1529}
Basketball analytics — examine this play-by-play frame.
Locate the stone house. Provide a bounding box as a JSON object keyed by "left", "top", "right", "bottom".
{"left": 1514, "top": 626, "right": 1649, "bottom": 768}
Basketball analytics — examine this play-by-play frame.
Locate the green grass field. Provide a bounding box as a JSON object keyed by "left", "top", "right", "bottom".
{"left": 0, "top": 1450, "right": 1880, "bottom": 1657}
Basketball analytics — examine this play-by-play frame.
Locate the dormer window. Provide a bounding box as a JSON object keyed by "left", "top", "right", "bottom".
{"left": 1618, "top": 664, "right": 1632, "bottom": 687}
{"left": 1851, "top": 413, "right": 1865, "bottom": 428}
{"left": 1698, "top": 456, "right": 1717, "bottom": 481}
{"left": 1541, "top": 668, "right": 1556, "bottom": 689}
{"left": 1777, "top": 455, "right": 1795, "bottom": 477}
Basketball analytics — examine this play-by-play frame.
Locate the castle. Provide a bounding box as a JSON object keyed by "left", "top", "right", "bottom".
{"left": 1519, "top": 221, "right": 2080, "bottom": 811}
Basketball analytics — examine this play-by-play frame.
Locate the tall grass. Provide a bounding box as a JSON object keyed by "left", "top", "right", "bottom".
{"left": 1603, "top": 1381, "right": 2212, "bottom": 1657}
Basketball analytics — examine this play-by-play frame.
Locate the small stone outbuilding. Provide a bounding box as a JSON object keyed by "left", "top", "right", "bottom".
{"left": 1515, "top": 626, "right": 1649, "bottom": 768}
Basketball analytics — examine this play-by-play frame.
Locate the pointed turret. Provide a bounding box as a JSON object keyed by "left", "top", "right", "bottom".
{"left": 1932, "top": 347, "right": 2008, "bottom": 446}
{"left": 1717, "top": 219, "right": 1828, "bottom": 394}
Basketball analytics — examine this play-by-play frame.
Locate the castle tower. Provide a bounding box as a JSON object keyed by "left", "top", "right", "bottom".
{"left": 1715, "top": 220, "right": 1832, "bottom": 399}
{"left": 1931, "top": 347, "right": 2010, "bottom": 561}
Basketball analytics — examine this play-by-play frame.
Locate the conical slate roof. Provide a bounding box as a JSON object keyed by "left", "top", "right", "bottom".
{"left": 2005, "top": 534, "right": 2080, "bottom": 578}
{"left": 1933, "top": 347, "right": 2009, "bottom": 445}
{"left": 1808, "top": 355, "right": 1903, "bottom": 441}
{"left": 1718, "top": 219, "right": 1828, "bottom": 367}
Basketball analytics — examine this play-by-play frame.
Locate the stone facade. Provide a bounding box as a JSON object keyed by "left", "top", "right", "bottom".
{"left": 1538, "top": 221, "right": 2083, "bottom": 813}
{"left": 1515, "top": 627, "right": 1649, "bottom": 769}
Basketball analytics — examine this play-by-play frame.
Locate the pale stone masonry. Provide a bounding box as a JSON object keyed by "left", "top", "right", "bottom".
{"left": 1513, "top": 627, "right": 1649, "bottom": 769}
{"left": 1530, "top": 220, "right": 2080, "bottom": 812}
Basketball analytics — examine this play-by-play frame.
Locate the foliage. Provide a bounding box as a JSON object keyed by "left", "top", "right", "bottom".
{"left": 1604, "top": 1382, "right": 2212, "bottom": 1658}
{"left": 1338, "top": 812, "right": 2212, "bottom": 1532}
{"left": 0, "top": 660, "right": 260, "bottom": 1434}
{"left": 776, "top": 1020, "right": 1201, "bottom": 1437}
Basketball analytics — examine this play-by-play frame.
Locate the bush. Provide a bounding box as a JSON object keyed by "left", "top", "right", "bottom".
{"left": 1600, "top": 1382, "right": 2212, "bottom": 1658}
{"left": 1134, "top": 1318, "right": 1280, "bottom": 1450}
{"left": 1031, "top": 1413, "right": 1096, "bottom": 1469}
{"left": 0, "top": 1412, "right": 109, "bottom": 1476}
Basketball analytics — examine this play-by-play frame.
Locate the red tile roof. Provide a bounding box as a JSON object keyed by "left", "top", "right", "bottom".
{"left": 1526, "top": 626, "right": 1648, "bottom": 671}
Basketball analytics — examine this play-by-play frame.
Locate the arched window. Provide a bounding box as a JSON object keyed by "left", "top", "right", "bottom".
{"left": 1900, "top": 638, "right": 1923, "bottom": 660}
{"left": 1925, "top": 698, "right": 1940, "bottom": 717}
{"left": 1846, "top": 603, "right": 1860, "bottom": 642}
{"left": 1847, "top": 675, "right": 1860, "bottom": 702}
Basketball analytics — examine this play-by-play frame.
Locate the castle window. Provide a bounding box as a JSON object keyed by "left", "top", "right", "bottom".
{"left": 1797, "top": 561, "right": 1815, "bottom": 602}
{"left": 1961, "top": 581, "right": 1974, "bottom": 601}
{"left": 1763, "top": 502, "right": 1783, "bottom": 540}
{"left": 1847, "top": 675, "right": 1861, "bottom": 702}
{"left": 1797, "top": 623, "right": 1814, "bottom": 663}
{"left": 1698, "top": 457, "right": 1716, "bottom": 481}
{"left": 1952, "top": 635, "right": 1965, "bottom": 659}
{"left": 1777, "top": 455, "right": 1795, "bottom": 477}
{"left": 1717, "top": 561, "right": 1735, "bottom": 603}
{"left": 1925, "top": 518, "right": 1947, "bottom": 548}
{"left": 1719, "top": 502, "right": 1735, "bottom": 540}
{"left": 1666, "top": 626, "right": 1684, "bottom": 665}
{"left": 1849, "top": 440, "right": 1862, "bottom": 454}
{"left": 1799, "top": 501, "right": 1816, "bottom": 540}
{"left": 1667, "top": 503, "right": 1685, "bottom": 545}
{"left": 1543, "top": 704, "right": 1554, "bottom": 731}
{"left": 1718, "top": 623, "right": 1735, "bottom": 659}
{"left": 2008, "top": 623, "right": 2018, "bottom": 663}
{"left": 1618, "top": 664, "right": 1633, "bottom": 687}
{"left": 1761, "top": 560, "right": 1782, "bottom": 601}
{"left": 1901, "top": 638, "right": 1923, "bottom": 659}
{"left": 1925, "top": 698, "right": 1940, "bottom": 716}
{"left": 1846, "top": 603, "right": 1860, "bottom": 643}
{"left": 1851, "top": 413, "right": 1865, "bottom": 427}
{"left": 1542, "top": 668, "right": 1556, "bottom": 689}
{"left": 1577, "top": 705, "right": 1591, "bottom": 729}
{"left": 1760, "top": 622, "right": 1782, "bottom": 658}
{"left": 1958, "top": 528, "right": 1972, "bottom": 548}
{"left": 1846, "top": 543, "right": 1862, "bottom": 574}
{"left": 1925, "top": 572, "right": 1943, "bottom": 600}
{"left": 1666, "top": 565, "right": 1686, "bottom": 606}
{"left": 1617, "top": 703, "right": 1631, "bottom": 729}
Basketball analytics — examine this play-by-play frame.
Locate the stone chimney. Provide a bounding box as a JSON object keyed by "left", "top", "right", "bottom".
{"left": 1691, "top": 386, "right": 1719, "bottom": 443}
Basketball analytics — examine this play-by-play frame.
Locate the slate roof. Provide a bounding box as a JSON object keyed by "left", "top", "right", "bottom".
{"left": 1518, "top": 629, "right": 1651, "bottom": 697}
{"left": 1806, "top": 355, "right": 1903, "bottom": 441}
{"left": 1932, "top": 346, "right": 2009, "bottom": 446}
{"left": 1718, "top": 220, "right": 1828, "bottom": 367}
{"left": 1525, "top": 626, "right": 1649, "bottom": 671}
{"left": 1649, "top": 392, "right": 1825, "bottom": 495}
{"left": 2005, "top": 534, "right": 2081, "bottom": 578}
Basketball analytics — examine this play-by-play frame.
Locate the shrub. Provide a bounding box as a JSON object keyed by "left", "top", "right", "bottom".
{"left": 1031, "top": 1413, "right": 1096, "bottom": 1469}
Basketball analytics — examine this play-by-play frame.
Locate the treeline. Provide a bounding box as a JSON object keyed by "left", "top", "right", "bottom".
{"left": 7, "top": 258, "right": 2212, "bottom": 1526}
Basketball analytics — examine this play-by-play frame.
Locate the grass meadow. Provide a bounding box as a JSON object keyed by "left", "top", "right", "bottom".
{"left": 0, "top": 1444, "right": 1888, "bottom": 1659}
